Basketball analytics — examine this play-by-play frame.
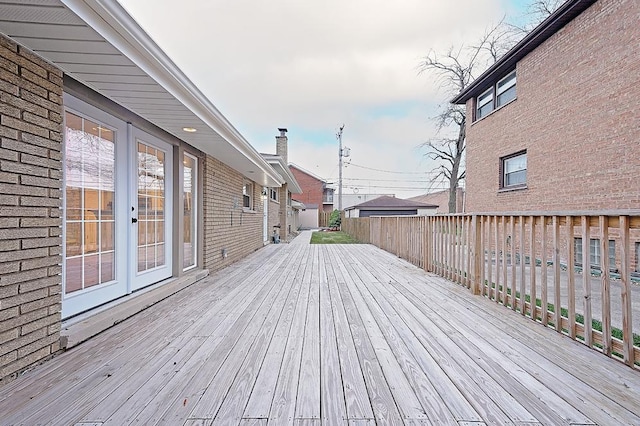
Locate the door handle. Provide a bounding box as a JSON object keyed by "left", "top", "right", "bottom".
{"left": 132, "top": 217, "right": 138, "bottom": 223}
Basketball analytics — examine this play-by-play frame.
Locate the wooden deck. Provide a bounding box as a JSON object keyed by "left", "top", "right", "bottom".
{"left": 2, "top": 232, "right": 640, "bottom": 425}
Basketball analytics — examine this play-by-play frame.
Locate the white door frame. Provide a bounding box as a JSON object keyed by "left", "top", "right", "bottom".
{"left": 61, "top": 95, "right": 129, "bottom": 318}
{"left": 129, "top": 126, "right": 173, "bottom": 291}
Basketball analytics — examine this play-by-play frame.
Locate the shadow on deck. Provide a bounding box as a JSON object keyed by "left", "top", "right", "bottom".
{"left": 1, "top": 232, "right": 640, "bottom": 425}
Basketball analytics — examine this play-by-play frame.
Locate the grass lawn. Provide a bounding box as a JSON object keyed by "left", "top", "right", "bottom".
{"left": 311, "top": 231, "right": 360, "bottom": 244}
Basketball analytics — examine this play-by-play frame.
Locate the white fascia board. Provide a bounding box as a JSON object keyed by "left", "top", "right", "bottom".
{"left": 61, "top": 0, "right": 282, "bottom": 187}
{"left": 264, "top": 155, "right": 302, "bottom": 194}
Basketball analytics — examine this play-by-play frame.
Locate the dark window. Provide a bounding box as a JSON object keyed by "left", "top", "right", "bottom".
{"left": 269, "top": 188, "right": 278, "bottom": 202}
{"left": 500, "top": 151, "right": 527, "bottom": 189}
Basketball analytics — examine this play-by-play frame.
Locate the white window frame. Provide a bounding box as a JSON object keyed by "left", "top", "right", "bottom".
{"left": 269, "top": 187, "right": 279, "bottom": 202}
{"left": 183, "top": 152, "right": 197, "bottom": 271}
{"left": 243, "top": 181, "right": 253, "bottom": 210}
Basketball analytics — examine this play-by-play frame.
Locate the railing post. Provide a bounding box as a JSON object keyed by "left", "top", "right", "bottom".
{"left": 472, "top": 215, "right": 481, "bottom": 295}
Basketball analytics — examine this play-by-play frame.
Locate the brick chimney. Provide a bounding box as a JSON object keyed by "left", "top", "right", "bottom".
{"left": 276, "top": 128, "right": 288, "bottom": 164}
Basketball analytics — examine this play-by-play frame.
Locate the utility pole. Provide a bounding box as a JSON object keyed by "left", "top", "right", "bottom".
{"left": 337, "top": 124, "right": 345, "bottom": 211}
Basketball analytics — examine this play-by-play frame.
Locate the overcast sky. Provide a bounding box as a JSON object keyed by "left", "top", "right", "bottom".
{"left": 118, "top": 0, "right": 530, "bottom": 198}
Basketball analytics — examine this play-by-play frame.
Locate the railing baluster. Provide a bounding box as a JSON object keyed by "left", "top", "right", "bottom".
{"left": 600, "top": 215, "right": 611, "bottom": 356}
{"left": 620, "top": 215, "right": 633, "bottom": 366}
{"left": 582, "top": 215, "right": 592, "bottom": 347}
{"left": 553, "top": 216, "right": 561, "bottom": 332}
{"left": 541, "top": 216, "right": 548, "bottom": 325}
{"left": 487, "top": 216, "right": 493, "bottom": 300}
{"left": 519, "top": 215, "right": 526, "bottom": 315}
{"left": 494, "top": 215, "right": 500, "bottom": 304}
{"left": 502, "top": 216, "right": 508, "bottom": 306}
{"left": 530, "top": 215, "right": 537, "bottom": 320}
{"left": 567, "top": 215, "right": 576, "bottom": 338}
{"left": 510, "top": 216, "right": 516, "bottom": 310}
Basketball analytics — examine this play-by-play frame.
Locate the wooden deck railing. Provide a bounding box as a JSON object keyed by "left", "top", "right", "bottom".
{"left": 342, "top": 212, "right": 640, "bottom": 368}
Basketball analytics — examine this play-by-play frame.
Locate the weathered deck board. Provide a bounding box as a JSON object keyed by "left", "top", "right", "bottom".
{"left": 2, "top": 232, "right": 640, "bottom": 426}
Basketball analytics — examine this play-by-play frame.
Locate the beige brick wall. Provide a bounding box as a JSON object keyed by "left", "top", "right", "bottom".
{"left": 202, "top": 155, "right": 265, "bottom": 272}
{"left": 268, "top": 198, "right": 280, "bottom": 240}
{"left": 465, "top": 0, "right": 639, "bottom": 213}
{"left": 0, "top": 34, "right": 63, "bottom": 384}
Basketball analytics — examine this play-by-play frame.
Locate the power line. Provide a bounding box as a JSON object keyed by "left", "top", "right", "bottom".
{"left": 343, "top": 177, "right": 445, "bottom": 183}
{"left": 348, "top": 163, "right": 441, "bottom": 175}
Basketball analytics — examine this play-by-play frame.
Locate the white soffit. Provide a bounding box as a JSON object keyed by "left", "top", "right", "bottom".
{"left": 0, "top": 0, "right": 283, "bottom": 187}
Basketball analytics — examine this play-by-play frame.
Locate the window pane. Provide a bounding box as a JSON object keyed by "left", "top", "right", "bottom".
{"left": 84, "top": 254, "right": 99, "bottom": 288}
{"left": 505, "top": 155, "right": 526, "bottom": 173}
{"left": 477, "top": 103, "right": 493, "bottom": 119}
{"left": 183, "top": 154, "right": 196, "bottom": 269}
{"left": 64, "top": 111, "right": 116, "bottom": 295}
{"left": 101, "top": 251, "right": 115, "bottom": 283}
{"left": 505, "top": 170, "right": 526, "bottom": 186}
{"left": 608, "top": 240, "right": 616, "bottom": 268}
{"left": 497, "top": 85, "right": 516, "bottom": 106}
{"left": 574, "top": 238, "right": 583, "bottom": 266}
{"left": 497, "top": 71, "right": 516, "bottom": 94}
{"left": 590, "top": 239, "right": 600, "bottom": 266}
{"left": 65, "top": 257, "right": 82, "bottom": 293}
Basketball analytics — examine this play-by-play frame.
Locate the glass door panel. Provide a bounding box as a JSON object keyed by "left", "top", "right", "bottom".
{"left": 64, "top": 111, "right": 116, "bottom": 293}
{"left": 131, "top": 131, "right": 172, "bottom": 290}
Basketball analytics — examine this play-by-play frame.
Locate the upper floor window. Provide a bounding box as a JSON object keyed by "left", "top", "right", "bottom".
{"left": 500, "top": 151, "right": 527, "bottom": 189}
{"left": 243, "top": 181, "right": 253, "bottom": 209}
{"left": 496, "top": 71, "right": 516, "bottom": 107}
{"left": 475, "top": 70, "right": 516, "bottom": 121}
{"left": 476, "top": 88, "right": 494, "bottom": 119}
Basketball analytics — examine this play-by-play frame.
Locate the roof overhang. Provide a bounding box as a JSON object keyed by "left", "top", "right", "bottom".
{"left": 291, "top": 200, "right": 305, "bottom": 210}
{"left": 262, "top": 155, "right": 303, "bottom": 194}
{"left": 451, "top": 0, "right": 597, "bottom": 104}
{"left": 0, "top": 0, "right": 283, "bottom": 187}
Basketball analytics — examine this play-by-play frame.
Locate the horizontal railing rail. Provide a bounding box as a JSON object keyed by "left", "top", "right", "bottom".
{"left": 342, "top": 212, "right": 640, "bottom": 368}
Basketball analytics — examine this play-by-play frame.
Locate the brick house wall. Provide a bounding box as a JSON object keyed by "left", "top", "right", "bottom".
{"left": 203, "top": 155, "right": 264, "bottom": 272}
{"left": 0, "top": 35, "right": 64, "bottom": 381}
{"left": 290, "top": 166, "right": 325, "bottom": 209}
{"left": 465, "top": 0, "right": 639, "bottom": 213}
{"left": 268, "top": 198, "right": 280, "bottom": 240}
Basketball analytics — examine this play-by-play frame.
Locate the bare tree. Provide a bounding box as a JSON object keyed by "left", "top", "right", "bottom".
{"left": 420, "top": 1, "right": 565, "bottom": 213}
{"left": 420, "top": 22, "right": 514, "bottom": 213}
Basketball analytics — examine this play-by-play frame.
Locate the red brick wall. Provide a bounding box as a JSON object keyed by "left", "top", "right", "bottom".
{"left": 203, "top": 155, "right": 264, "bottom": 272}
{"left": 465, "top": 0, "right": 639, "bottom": 213}
{"left": 290, "top": 166, "right": 324, "bottom": 207}
{"left": 0, "top": 35, "right": 63, "bottom": 383}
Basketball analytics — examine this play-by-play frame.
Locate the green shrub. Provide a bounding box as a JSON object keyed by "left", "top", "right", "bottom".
{"left": 329, "top": 210, "right": 341, "bottom": 228}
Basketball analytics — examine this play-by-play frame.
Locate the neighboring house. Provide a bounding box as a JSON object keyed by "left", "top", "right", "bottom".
{"left": 408, "top": 188, "right": 465, "bottom": 213}
{"left": 452, "top": 0, "right": 639, "bottom": 271}
{"left": 0, "top": 1, "right": 290, "bottom": 382}
{"left": 344, "top": 196, "right": 438, "bottom": 218}
{"left": 289, "top": 163, "right": 335, "bottom": 228}
{"left": 262, "top": 129, "right": 303, "bottom": 241}
{"left": 340, "top": 193, "right": 395, "bottom": 210}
